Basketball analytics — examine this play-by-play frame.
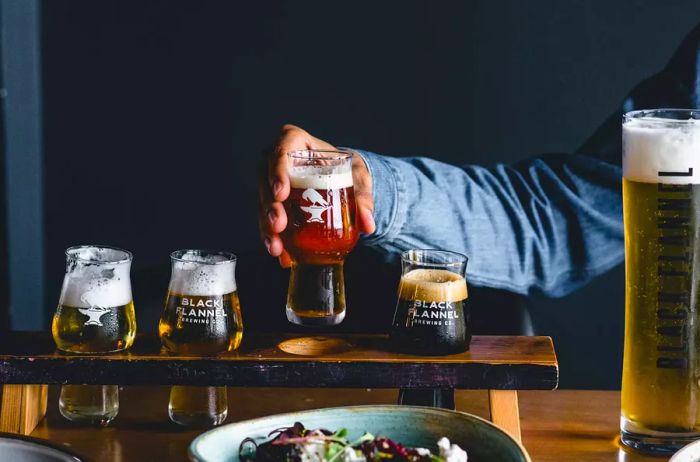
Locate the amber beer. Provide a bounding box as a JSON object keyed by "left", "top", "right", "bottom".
{"left": 282, "top": 149, "right": 358, "bottom": 326}
{"left": 621, "top": 110, "right": 700, "bottom": 453}
{"left": 52, "top": 245, "right": 135, "bottom": 426}
{"left": 391, "top": 250, "right": 470, "bottom": 355}
{"left": 158, "top": 250, "right": 243, "bottom": 427}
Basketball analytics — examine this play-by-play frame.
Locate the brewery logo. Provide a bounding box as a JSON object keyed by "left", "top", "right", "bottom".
{"left": 77, "top": 291, "right": 111, "bottom": 326}
{"left": 300, "top": 188, "right": 330, "bottom": 223}
{"left": 175, "top": 296, "right": 228, "bottom": 325}
{"left": 407, "top": 299, "right": 460, "bottom": 327}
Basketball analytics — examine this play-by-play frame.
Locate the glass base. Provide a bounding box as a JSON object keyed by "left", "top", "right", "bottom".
{"left": 168, "top": 386, "right": 228, "bottom": 428}
{"left": 621, "top": 417, "right": 700, "bottom": 454}
{"left": 286, "top": 306, "right": 345, "bottom": 326}
{"left": 59, "top": 385, "right": 119, "bottom": 427}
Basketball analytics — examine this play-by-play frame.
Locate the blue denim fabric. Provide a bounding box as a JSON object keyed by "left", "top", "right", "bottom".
{"left": 353, "top": 24, "right": 700, "bottom": 298}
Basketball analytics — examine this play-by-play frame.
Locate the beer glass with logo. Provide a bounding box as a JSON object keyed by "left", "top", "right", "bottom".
{"left": 159, "top": 249, "right": 243, "bottom": 427}
{"left": 390, "top": 250, "right": 470, "bottom": 355}
{"left": 52, "top": 245, "right": 136, "bottom": 425}
{"left": 281, "top": 149, "right": 359, "bottom": 326}
{"left": 622, "top": 109, "right": 700, "bottom": 453}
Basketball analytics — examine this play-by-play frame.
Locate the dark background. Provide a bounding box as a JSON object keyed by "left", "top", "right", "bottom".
{"left": 4, "top": 0, "right": 700, "bottom": 388}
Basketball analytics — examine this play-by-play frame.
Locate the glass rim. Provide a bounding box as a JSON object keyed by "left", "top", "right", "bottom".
{"left": 287, "top": 148, "right": 354, "bottom": 160}
{"left": 170, "top": 249, "right": 237, "bottom": 265}
{"left": 401, "top": 249, "right": 469, "bottom": 268}
{"left": 623, "top": 108, "right": 700, "bottom": 124}
{"left": 65, "top": 245, "right": 133, "bottom": 264}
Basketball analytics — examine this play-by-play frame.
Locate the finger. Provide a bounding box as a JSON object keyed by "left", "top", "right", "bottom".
{"left": 263, "top": 234, "right": 285, "bottom": 257}
{"left": 259, "top": 201, "right": 287, "bottom": 236}
{"left": 278, "top": 250, "right": 292, "bottom": 268}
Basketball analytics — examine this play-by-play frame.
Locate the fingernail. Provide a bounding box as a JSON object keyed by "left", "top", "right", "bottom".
{"left": 267, "top": 208, "right": 277, "bottom": 224}
{"left": 365, "top": 208, "right": 376, "bottom": 229}
{"left": 273, "top": 181, "right": 282, "bottom": 197}
{"left": 264, "top": 237, "right": 272, "bottom": 253}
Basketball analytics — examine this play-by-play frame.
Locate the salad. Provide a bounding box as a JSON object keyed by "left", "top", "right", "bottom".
{"left": 239, "top": 422, "right": 467, "bottom": 462}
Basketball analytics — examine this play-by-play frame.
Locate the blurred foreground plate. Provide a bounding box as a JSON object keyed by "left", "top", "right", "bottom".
{"left": 671, "top": 439, "right": 700, "bottom": 462}
{"left": 0, "top": 433, "right": 83, "bottom": 462}
{"left": 189, "top": 405, "right": 531, "bottom": 462}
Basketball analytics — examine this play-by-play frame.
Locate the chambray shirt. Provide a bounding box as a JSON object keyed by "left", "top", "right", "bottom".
{"left": 354, "top": 24, "right": 700, "bottom": 298}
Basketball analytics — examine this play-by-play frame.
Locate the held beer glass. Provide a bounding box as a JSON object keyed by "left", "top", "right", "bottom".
{"left": 52, "top": 245, "right": 136, "bottom": 425}
{"left": 622, "top": 109, "right": 700, "bottom": 453}
{"left": 282, "top": 149, "right": 359, "bottom": 326}
{"left": 390, "top": 250, "right": 470, "bottom": 355}
{"left": 159, "top": 250, "right": 243, "bottom": 427}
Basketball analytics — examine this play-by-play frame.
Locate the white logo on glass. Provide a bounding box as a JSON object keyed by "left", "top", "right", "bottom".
{"left": 300, "top": 188, "right": 330, "bottom": 223}
{"left": 78, "top": 290, "right": 111, "bottom": 326}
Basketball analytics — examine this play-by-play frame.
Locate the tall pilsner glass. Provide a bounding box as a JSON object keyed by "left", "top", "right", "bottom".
{"left": 52, "top": 245, "right": 136, "bottom": 426}
{"left": 622, "top": 109, "right": 700, "bottom": 453}
{"left": 281, "top": 149, "right": 359, "bottom": 326}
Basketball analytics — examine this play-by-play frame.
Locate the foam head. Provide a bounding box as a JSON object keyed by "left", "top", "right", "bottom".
{"left": 169, "top": 250, "right": 237, "bottom": 296}
{"left": 288, "top": 165, "right": 353, "bottom": 190}
{"left": 623, "top": 116, "right": 700, "bottom": 184}
{"left": 398, "top": 269, "right": 468, "bottom": 302}
{"left": 59, "top": 246, "right": 133, "bottom": 308}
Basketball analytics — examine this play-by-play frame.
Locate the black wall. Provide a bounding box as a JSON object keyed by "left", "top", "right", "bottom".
{"left": 37, "top": 0, "right": 700, "bottom": 388}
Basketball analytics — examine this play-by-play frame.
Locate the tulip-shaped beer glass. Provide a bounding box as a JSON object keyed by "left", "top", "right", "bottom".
{"left": 282, "top": 149, "right": 359, "bottom": 326}
{"left": 159, "top": 250, "right": 243, "bottom": 427}
{"left": 52, "top": 245, "right": 136, "bottom": 425}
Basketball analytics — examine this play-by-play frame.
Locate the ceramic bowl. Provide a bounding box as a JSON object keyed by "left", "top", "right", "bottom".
{"left": 671, "top": 439, "right": 700, "bottom": 462}
{"left": 189, "top": 405, "right": 531, "bottom": 462}
{"left": 0, "top": 433, "right": 84, "bottom": 462}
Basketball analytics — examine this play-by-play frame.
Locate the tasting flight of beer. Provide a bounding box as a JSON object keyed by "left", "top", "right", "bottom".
{"left": 45, "top": 149, "right": 475, "bottom": 434}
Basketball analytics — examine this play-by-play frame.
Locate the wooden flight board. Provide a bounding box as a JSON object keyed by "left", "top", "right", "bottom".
{"left": 0, "top": 332, "right": 558, "bottom": 441}
{"left": 0, "top": 332, "right": 558, "bottom": 390}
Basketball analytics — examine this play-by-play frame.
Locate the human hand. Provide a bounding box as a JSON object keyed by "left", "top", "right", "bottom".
{"left": 258, "top": 124, "right": 375, "bottom": 267}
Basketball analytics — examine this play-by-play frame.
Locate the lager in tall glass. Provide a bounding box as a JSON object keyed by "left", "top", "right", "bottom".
{"left": 622, "top": 109, "right": 700, "bottom": 453}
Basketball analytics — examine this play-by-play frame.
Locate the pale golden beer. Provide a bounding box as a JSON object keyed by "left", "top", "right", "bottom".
{"left": 621, "top": 110, "right": 700, "bottom": 453}
{"left": 52, "top": 302, "right": 136, "bottom": 353}
{"left": 158, "top": 250, "right": 243, "bottom": 427}
{"left": 52, "top": 245, "right": 135, "bottom": 426}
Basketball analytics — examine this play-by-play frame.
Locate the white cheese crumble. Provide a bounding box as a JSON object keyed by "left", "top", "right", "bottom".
{"left": 437, "top": 437, "right": 468, "bottom": 462}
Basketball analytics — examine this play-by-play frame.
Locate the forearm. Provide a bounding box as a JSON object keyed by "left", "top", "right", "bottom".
{"left": 354, "top": 149, "right": 624, "bottom": 297}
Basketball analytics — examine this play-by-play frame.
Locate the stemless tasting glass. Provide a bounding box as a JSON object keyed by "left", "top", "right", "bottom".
{"left": 52, "top": 245, "right": 136, "bottom": 426}
{"left": 390, "top": 250, "right": 470, "bottom": 355}
{"left": 159, "top": 250, "right": 243, "bottom": 427}
{"left": 621, "top": 109, "right": 700, "bottom": 453}
{"left": 281, "top": 149, "right": 359, "bottom": 326}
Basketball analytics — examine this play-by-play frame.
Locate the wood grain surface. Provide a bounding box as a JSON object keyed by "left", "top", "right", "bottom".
{"left": 0, "top": 333, "right": 558, "bottom": 389}
{"left": 28, "top": 387, "right": 668, "bottom": 462}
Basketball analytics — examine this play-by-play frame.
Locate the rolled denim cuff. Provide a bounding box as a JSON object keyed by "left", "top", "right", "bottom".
{"left": 347, "top": 149, "right": 406, "bottom": 246}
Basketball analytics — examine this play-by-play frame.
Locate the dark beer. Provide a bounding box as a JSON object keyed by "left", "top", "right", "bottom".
{"left": 282, "top": 150, "right": 358, "bottom": 326}
{"left": 391, "top": 268, "right": 470, "bottom": 355}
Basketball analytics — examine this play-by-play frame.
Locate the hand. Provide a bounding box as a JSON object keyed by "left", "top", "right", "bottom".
{"left": 259, "top": 124, "right": 375, "bottom": 267}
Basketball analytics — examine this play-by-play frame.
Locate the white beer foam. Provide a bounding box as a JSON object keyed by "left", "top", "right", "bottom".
{"left": 169, "top": 252, "right": 236, "bottom": 296}
{"left": 59, "top": 248, "right": 132, "bottom": 308}
{"left": 623, "top": 118, "right": 700, "bottom": 184}
{"left": 289, "top": 166, "right": 353, "bottom": 190}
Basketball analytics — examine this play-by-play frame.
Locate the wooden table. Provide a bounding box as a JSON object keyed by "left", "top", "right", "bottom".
{"left": 29, "top": 386, "right": 666, "bottom": 462}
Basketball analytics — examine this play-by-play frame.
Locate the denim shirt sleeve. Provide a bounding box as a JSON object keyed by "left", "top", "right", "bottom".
{"left": 353, "top": 149, "right": 623, "bottom": 298}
